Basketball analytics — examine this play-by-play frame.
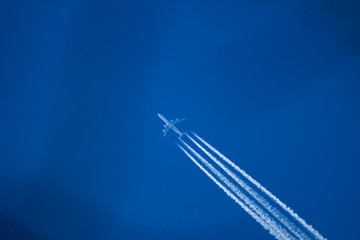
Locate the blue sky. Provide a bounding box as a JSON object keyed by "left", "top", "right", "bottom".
{"left": 1, "top": 1, "right": 360, "bottom": 239}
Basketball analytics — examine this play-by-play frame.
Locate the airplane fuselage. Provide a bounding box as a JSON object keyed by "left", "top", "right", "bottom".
{"left": 158, "top": 113, "right": 183, "bottom": 137}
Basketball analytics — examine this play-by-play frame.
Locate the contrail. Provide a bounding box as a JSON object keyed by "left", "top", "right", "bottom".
{"left": 193, "top": 132, "right": 326, "bottom": 240}
{"left": 179, "top": 139, "right": 295, "bottom": 240}
{"left": 176, "top": 144, "right": 282, "bottom": 239}
{"left": 186, "top": 134, "right": 310, "bottom": 240}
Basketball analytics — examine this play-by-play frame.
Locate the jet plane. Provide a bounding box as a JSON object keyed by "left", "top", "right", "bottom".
{"left": 158, "top": 113, "right": 185, "bottom": 137}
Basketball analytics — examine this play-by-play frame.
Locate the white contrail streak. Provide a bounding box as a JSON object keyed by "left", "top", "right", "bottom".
{"left": 186, "top": 134, "right": 310, "bottom": 240}
{"left": 193, "top": 132, "right": 326, "bottom": 240}
{"left": 179, "top": 139, "right": 295, "bottom": 240}
{"left": 177, "top": 144, "right": 283, "bottom": 240}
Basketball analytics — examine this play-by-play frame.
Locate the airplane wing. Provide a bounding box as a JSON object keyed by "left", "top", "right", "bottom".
{"left": 163, "top": 125, "right": 171, "bottom": 136}
{"left": 171, "top": 118, "right": 185, "bottom": 124}
{"left": 162, "top": 118, "right": 185, "bottom": 136}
